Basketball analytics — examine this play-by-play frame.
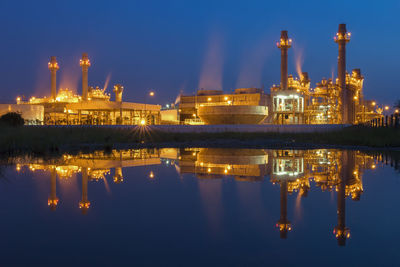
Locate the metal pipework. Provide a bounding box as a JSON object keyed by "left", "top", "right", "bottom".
{"left": 335, "top": 24, "right": 351, "bottom": 124}
{"left": 277, "top": 30, "right": 292, "bottom": 91}
{"left": 48, "top": 56, "right": 59, "bottom": 100}
{"left": 79, "top": 53, "right": 91, "bottom": 101}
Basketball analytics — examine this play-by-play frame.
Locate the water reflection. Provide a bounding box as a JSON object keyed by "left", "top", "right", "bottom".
{"left": 14, "top": 147, "right": 389, "bottom": 246}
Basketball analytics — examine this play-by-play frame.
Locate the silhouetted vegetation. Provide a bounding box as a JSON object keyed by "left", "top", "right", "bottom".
{"left": 0, "top": 125, "right": 399, "bottom": 156}
{"left": 0, "top": 112, "right": 24, "bottom": 127}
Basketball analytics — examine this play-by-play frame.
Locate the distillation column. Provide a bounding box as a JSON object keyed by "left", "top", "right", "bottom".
{"left": 80, "top": 53, "right": 91, "bottom": 101}
{"left": 48, "top": 56, "right": 59, "bottom": 100}
{"left": 277, "top": 30, "right": 292, "bottom": 91}
{"left": 335, "top": 24, "right": 351, "bottom": 124}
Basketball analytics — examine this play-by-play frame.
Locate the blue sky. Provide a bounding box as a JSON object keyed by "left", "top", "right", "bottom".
{"left": 0, "top": 0, "right": 399, "bottom": 106}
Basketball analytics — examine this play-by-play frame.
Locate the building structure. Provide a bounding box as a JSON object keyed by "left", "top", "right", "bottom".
{"left": 178, "top": 88, "right": 268, "bottom": 125}
{"left": 16, "top": 54, "right": 160, "bottom": 125}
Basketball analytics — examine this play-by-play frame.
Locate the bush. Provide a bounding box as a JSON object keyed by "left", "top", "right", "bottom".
{"left": 0, "top": 112, "right": 25, "bottom": 127}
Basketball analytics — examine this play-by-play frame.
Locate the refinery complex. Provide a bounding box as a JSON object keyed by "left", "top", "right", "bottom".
{"left": 1, "top": 24, "right": 382, "bottom": 125}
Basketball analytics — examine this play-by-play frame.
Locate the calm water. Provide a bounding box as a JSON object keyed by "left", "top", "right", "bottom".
{"left": 1, "top": 148, "right": 400, "bottom": 266}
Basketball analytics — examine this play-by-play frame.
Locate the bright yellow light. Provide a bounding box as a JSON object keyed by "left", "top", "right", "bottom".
{"left": 224, "top": 96, "right": 228, "bottom": 100}
{"left": 224, "top": 169, "right": 228, "bottom": 174}
{"left": 371, "top": 101, "right": 376, "bottom": 106}
{"left": 149, "top": 91, "right": 155, "bottom": 97}
{"left": 140, "top": 119, "right": 146, "bottom": 125}
{"left": 353, "top": 96, "right": 358, "bottom": 100}
{"left": 371, "top": 164, "right": 376, "bottom": 169}
{"left": 16, "top": 97, "right": 21, "bottom": 102}
{"left": 149, "top": 171, "right": 154, "bottom": 179}
{"left": 192, "top": 113, "right": 196, "bottom": 117}
{"left": 207, "top": 97, "right": 212, "bottom": 101}
{"left": 385, "top": 106, "right": 389, "bottom": 110}
{"left": 395, "top": 109, "right": 399, "bottom": 113}
{"left": 207, "top": 168, "right": 211, "bottom": 173}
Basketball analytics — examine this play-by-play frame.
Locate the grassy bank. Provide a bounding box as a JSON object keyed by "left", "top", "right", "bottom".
{"left": 0, "top": 125, "right": 399, "bottom": 156}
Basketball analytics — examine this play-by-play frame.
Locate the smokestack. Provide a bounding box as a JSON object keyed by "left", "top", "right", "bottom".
{"left": 277, "top": 30, "right": 292, "bottom": 91}
{"left": 48, "top": 56, "right": 59, "bottom": 100}
{"left": 335, "top": 24, "right": 351, "bottom": 123}
{"left": 79, "top": 53, "right": 91, "bottom": 101}
{"left": 113, "top": 84, "right": 124, "bottom": 102}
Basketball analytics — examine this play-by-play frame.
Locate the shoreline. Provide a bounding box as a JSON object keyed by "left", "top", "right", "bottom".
{"left": 1, "top": 125, "right": 400, "bottom": 156}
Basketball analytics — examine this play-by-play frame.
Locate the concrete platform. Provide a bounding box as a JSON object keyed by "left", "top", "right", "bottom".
{"left": 147, "top": 124, "right": 350, "bottom": 133}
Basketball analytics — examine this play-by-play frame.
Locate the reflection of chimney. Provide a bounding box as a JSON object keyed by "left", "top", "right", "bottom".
{"left": 48, "top": 168, "right": 58, "bottom": 211}
{"left": 48, "top": 56, "right": 59, "bottom": 100}
{"left": 335, "top": 24, "right": 351, "bottom": 124}
{"left": 277, "top": 30, "right": 292, "bottom": 91}
{"left": 277, "top": 180, "right": 291, "bottom": 239}
{"left": 79, "top": 168, "right": 90, "bottom": 214}
{"left": 113, "top": 84, "right": 124, "bottom": 103}
{"left": 334, "top": 151, "right": 353, "bottom": 246}
{"left": 80, "top": 53, "right": 91, "bottom": 101}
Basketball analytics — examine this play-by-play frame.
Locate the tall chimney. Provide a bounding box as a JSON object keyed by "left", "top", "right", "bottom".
{"left": 113, "top": 84, "right": 124, "bottom": 102}
{"left": 277, "top": 30, "right": 292, "bottom": 91}
{"left": 48, "top": 56, "right": 59, "bottom": 100}
{"left": 79, "top": 53, "right": 91, "bottom": 101}
{"left": 335, "top": 24, "right": 351, "bottom": 124}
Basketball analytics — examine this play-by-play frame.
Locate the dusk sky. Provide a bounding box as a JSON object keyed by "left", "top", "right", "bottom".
{"left": 0, "top": 0, "right": 399, "bottom": 106}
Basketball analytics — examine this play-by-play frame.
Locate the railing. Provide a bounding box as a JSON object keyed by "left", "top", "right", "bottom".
{"left": 363, "top": 114, "right": 400, "bottom": 128}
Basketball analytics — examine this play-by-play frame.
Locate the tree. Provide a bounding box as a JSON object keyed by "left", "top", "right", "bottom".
{"left": 394, "top": 99, "right": 400, "bottom": 109}
{"left": 0, "top": 112, "right": 25, "bottom": 127}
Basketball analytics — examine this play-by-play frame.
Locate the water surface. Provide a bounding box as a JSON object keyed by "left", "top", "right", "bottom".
{"left": 1, "top": 148, "right": 399, "bottom": 266}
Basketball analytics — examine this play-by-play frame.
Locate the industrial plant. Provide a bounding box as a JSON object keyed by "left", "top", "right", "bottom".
{"left": 8, "top": 53, "right": 161, "bottom": 125}
{"left": 1, "top": 24, "right": 383, "bottom": 125}
{"left": 178, "top": 24, "right": 382, "bottom": 125}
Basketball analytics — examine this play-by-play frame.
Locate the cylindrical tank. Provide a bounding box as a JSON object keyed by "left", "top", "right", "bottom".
{"left": 113, "top": 84, "right": 124, "bottom": 102}
{"left": 198, "top": 105, "right": 268, "bottom": 124}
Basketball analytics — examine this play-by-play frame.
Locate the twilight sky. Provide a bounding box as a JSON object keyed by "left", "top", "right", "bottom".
{"left": 0, "top": 0, "right": 399, "bottom": 107}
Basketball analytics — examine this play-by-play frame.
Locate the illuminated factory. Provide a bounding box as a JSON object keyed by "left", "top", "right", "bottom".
{"left": 177, "top": 24, "right": 382, "bottom": 125}
{"left": 15, "top": 53, "right": 161, "bottom": 125}
{"left": 3, "top": 24, "right": 383, "bottom": 125}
